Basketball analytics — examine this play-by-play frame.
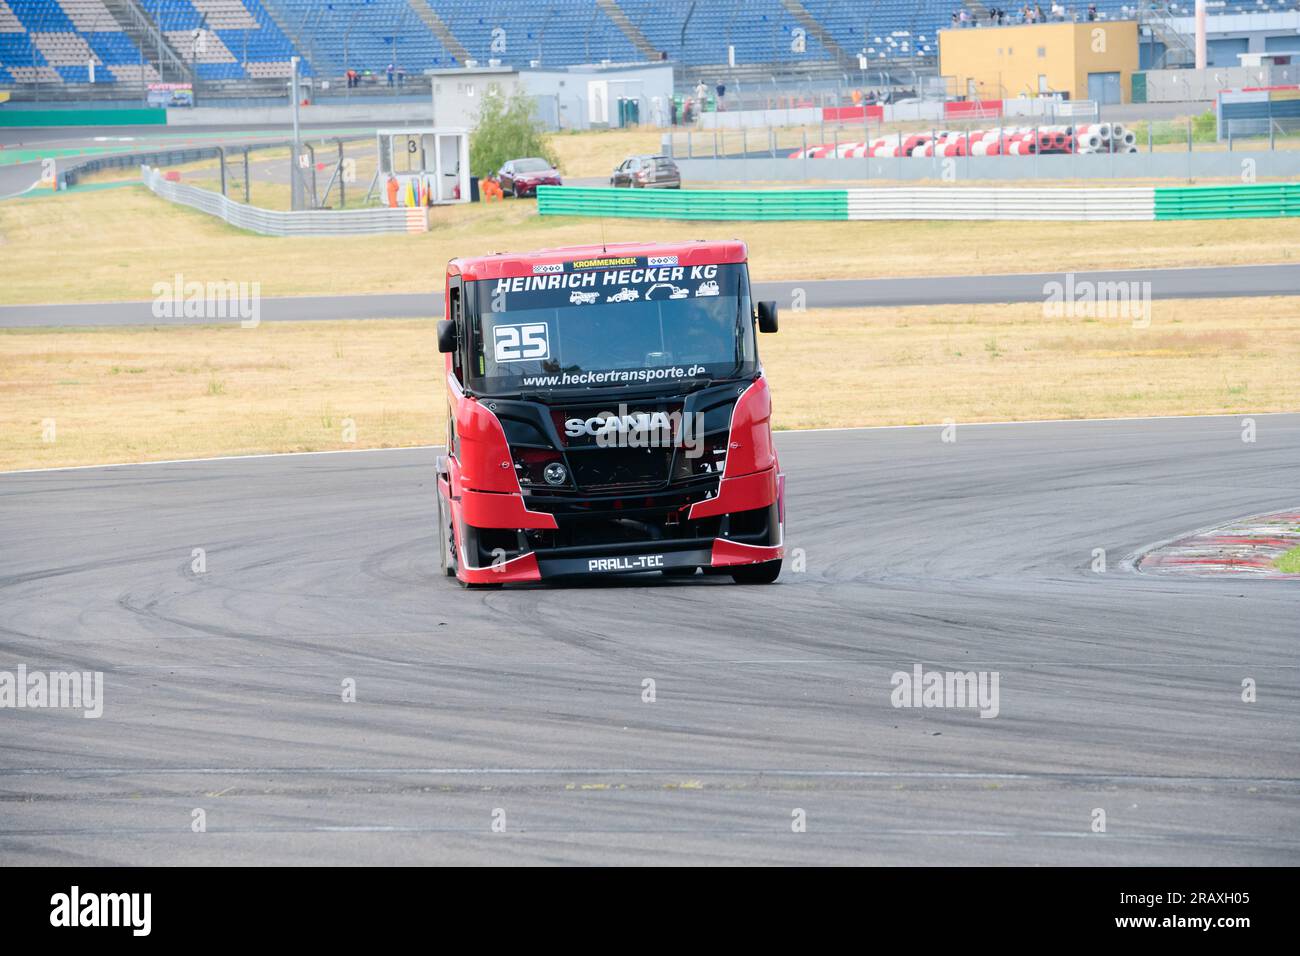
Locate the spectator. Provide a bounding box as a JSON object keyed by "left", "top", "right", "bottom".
{"left": 385, "top": 63, "right": 394, "bottom": 87}
{"left": 1087, "top": 3, "right": 1097, "bottom": 19}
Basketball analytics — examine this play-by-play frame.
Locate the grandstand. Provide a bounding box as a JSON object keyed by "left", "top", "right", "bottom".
{"left": 2, "top": 0, "right": 1299, "bottom": 95}
{"left": 1, "top": 0, "right": 155, "bottom": 85}
{"left": 138, "top": 0, "right": 302, "bottom": 79}
{"left": 435, "top": 1, "right": 638, "bottom": 68}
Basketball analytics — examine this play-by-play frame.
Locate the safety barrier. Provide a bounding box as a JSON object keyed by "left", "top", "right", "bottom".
{"left": 60, "top": 142, "right": 285, "bottom": 189}
{"left": 537, "top": 185, "right": 1154, "bottom": 222}
{"left": 535, "top": 186, "right": 847, "bottom": 220}
{"left": 845, "top": 187, "right": 1154, "bottom": 222}
{"left": 140, "top": 165, "right": 427, "bottom": 236}
{"left": 0, "top": 108, "right": 167, "bottom": 127}
{"left": 540, "top": 183, "right": 1300, "bottom": 222}
{"left": 1153, "top": 183, "right": 1299, "bottom": 220}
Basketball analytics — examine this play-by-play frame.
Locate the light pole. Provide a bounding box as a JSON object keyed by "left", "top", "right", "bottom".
{"left": 291, "top": 55, "right": 303, "bottom": 210}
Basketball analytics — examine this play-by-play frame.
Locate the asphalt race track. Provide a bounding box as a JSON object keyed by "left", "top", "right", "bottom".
{"left": 3, "top": 263, "right": 1299, "bottom": 328}
{"left": 2, "top": 414, "right": 1297, "bottom": 865}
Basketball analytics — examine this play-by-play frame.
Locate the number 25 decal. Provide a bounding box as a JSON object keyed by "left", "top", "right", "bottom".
{"left": 493, "top": 323, "right": 549, "bottom": 362}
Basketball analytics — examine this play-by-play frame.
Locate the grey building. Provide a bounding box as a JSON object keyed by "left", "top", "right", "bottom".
{"left": 430, "top": 61, "right": 674, "bottom": 131}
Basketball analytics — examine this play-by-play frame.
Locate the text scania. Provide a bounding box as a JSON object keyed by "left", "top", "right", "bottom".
{"left": 50, "top": 886, "right": 151, "bottom": 936}
{"left": 493, "top": 264, "right": 718, "bottom": 294}
{"left": 564, "top": 404, "right": 706, "bottom": 457}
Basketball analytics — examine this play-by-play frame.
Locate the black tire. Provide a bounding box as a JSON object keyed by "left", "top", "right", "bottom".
{"left": 730, "top": 560, "right": 782, "bottom": 584}
{"left": 436, "top": 489, "right": 456, "bottom": 577}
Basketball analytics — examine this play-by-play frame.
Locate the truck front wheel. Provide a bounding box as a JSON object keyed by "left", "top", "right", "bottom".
{"left": 436, "top": 491, "right": 456, "bottom": 577}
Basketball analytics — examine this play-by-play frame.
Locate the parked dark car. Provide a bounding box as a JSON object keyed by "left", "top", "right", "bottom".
{"left": 610, "top": 155, "right": 681, "bottom": 189}
{"left": 497, "top": 157, "right": 562, "bottom": 197}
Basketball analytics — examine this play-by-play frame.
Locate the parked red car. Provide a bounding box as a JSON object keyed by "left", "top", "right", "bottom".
{"left": 496, "top": 157, "right": 562, "bottom": 197}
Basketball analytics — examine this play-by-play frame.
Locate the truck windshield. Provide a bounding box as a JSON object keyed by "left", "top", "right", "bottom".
{"left": 465, "top": 261, "right": 756, "bottom": 394}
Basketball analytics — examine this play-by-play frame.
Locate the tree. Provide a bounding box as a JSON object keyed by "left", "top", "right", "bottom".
{"left": 469, "top": 86, "right": 558, "bottom": 180}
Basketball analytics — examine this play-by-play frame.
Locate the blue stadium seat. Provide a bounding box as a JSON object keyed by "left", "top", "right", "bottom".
{"left": 619, "top": 0, "right": 831, "bottom": 65}
{"left": 433, "top": 0, "right": 637, "bottom": 67}
{"left": 273, "top": 0, "right": 451, "bottom": 75}
{"left": 0, "top": 0, "right": 1189, "bottom": 89}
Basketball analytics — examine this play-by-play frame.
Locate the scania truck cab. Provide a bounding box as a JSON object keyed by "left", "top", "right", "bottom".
{"left": 435, "top": 241, "right": 783, "bottom": 587}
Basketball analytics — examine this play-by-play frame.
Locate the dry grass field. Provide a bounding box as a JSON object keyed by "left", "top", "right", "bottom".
{"left": 4, "top": 296, "right": 1297, "bottom": 471}
{"left": 3, "top": 184, "right": 1298, "bottom": 305}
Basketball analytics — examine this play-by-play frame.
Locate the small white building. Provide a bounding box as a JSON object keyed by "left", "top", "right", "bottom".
{"left": 375, "top": 128, "right": 470, "bottom": 207}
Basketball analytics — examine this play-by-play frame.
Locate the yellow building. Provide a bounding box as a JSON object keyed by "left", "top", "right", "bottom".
{"left": 939, "top": 21, "right": 1139, "bottom": 105}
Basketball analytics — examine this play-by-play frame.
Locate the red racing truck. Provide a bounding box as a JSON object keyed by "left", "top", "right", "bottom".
{"left": 435, "top": 241, "right": 783, "bottom": 587}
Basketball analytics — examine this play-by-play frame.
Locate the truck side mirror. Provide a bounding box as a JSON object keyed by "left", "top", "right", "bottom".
{"left": 756, "top": 301, "right": 779, "bottom": 334}
{"left": 437, "top": 319, "right": 458, "bottom": 353}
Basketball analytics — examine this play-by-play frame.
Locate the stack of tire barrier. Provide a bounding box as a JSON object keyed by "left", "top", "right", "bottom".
{"left": 789, "top": 123, "right": 1140, "bottom": 159}
{"left": 1068, "top": 123, "right": 1140, "bottom": 154}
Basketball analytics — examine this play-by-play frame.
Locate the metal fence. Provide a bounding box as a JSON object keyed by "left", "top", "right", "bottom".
{"left": 667, "top": 116, "right": 1300, "bottom": 161}
{"left": 140, "top": 165, "right": 427, "bottom": 236}
{"left": 676, "top": 151, "right": 1300, "bottom": 183}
